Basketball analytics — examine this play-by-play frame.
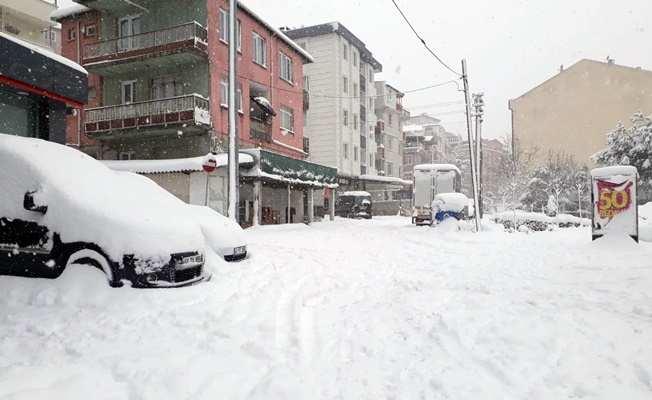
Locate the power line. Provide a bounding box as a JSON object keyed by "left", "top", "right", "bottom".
{"left": 390, "top": 0, "right": 462, "bottom": 77}
{"left": 406, "top": 100, "right": 465, "bottom": 110}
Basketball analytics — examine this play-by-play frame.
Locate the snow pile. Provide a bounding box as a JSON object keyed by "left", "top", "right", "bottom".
{"left": 1, "top": 216, "right": 651, "bottom": 399}
{"left": 494, "top": 210, "right": 590, "bottom": 228}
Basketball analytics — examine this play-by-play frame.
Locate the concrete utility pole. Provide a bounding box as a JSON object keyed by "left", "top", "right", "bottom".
{"left": 473, "top": 92, "right": 484, "bottom": 218}
{"left": 227, "top": 0, "right": 239, "bottom": 222}
{"left": 462, "top": 60, "right": 481, "bottom": 232}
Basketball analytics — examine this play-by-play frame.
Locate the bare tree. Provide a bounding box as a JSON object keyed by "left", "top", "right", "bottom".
{"left": 494, "top": 136, "right": 538, "bottom": 213}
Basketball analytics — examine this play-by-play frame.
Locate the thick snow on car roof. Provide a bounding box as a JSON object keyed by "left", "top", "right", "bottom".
{"left": 339, "top": 191, "right": 371, "bottom": 197}
{"left": 0, "top": 135, "right": 203, "bottom": 261}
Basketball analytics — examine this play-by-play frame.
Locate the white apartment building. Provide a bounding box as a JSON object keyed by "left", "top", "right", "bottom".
{"left": 0, "top": 0, "right": 58, "bottom": 50}
{"left": 285, "top": 22, "right": 382, "bottom": 186}
{"left": 374, "top": 82, "right": 408, "bottom": 179}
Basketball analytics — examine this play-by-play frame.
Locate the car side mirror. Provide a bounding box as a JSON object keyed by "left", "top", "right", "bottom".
{"left": 24, "top": 190, "right": 48, "bottom": 214}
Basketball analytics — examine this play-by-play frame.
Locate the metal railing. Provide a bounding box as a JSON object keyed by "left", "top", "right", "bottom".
{"left": 250, "top": 119, "right": 272, "bottom": 142}
{"left": 85, "top": 94, "right": 209, "bottom": 123}
{"left": 83, "top": 21, "right": 207, "bottom": 60}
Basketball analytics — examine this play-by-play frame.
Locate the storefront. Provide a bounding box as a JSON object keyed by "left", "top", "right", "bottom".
{"left": 0, "top": 32, "right": 87, "bottom": 143}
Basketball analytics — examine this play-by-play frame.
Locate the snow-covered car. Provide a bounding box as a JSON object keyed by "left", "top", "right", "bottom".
{"left": 0, "top": 135, "right": 208, "bottom": 288}
{"left": 334, "top": 191, "right": 373, "bottom": 219}
{"left": 116, "top": 171, "right": 248, "bottom": 262}
{"left": 430, "top": 193, "right": 470, "bottom": 223}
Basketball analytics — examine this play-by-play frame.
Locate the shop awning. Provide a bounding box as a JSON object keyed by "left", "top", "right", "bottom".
{"left": 242, "top": 149, "right": 338, "bottom": 188}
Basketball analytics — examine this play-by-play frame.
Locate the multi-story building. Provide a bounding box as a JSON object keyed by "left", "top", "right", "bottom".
{"left": 0, "top": 0, "right": 58, "bottom": 50}
{"left": 285, "top": 22, "right": 381, "bottom": 180}
{"left": 285, "top": 23, "right": 412, "bottom": 214}
{"left": 1, "top": 0, "right": 86, "bottom": 144}
{"left": 374, "top": 82, "right": 408, "bottom": 179}
{"left": 402, "top": 113, "right": 462, "bottom": 181}
{"left": 52, "top": 0, "right": 337, "bottom": 226}
{"left": 509, "top": 58, "right": 652, "bottom": 167}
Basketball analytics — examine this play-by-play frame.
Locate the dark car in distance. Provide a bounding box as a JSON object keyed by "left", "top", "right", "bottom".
{"left": 335, "top": 191, "right": 373, "bottom": 219}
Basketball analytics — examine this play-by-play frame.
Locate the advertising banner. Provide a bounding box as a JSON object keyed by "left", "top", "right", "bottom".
{"left": 590, "top": 166, "right": 638, "bottom": 242}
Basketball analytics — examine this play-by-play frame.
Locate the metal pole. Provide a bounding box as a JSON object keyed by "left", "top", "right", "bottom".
{"left": 227, "top": 0, "right": 239, "bottom": 222}
{"left": 473, "top": 92, "right": 484, "bottom": 218}
{"left": 462, "top": 60, "right": 481, "bottom": 232}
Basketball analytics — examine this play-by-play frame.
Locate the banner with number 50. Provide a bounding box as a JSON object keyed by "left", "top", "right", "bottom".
{"left": 590, "top": 166, "right": 638, "bottom": 242}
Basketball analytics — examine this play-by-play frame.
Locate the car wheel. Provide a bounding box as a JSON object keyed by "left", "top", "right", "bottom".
{"left": 64, "top": 247, "right": 119, "bottom": 286}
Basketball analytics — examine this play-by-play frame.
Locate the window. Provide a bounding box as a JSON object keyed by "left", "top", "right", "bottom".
{"left": 405, "top": 154, "right": 414, "bottom": 165}
{"left": 343, "top": 110, "right": 348, "bottom": 126}
{"left": 118, "top": 15, "right": 141, "bottom": 50}
{"left": 280, "top": 52, "right": 292, "bottom": 82}
{"left": 369, "top": 98, "right": 374, "bottom": 110}
{"left": 343, "top": 76, "right": 348, "bottom": 93}
{"left": 150, "top": 75, "right": 183, "bottom": 99}
{"left": 219, "top": 9, "right": 229, "bottom": 42}
{"left": 369, "top": 68, "right": 373, "bottom": 82}
{"left": 353, "top": 146, "right": 358, "bottom": 161}
{"left": 121, "top": 80, "right": 137, "bottom": 104}
{"left": 303, "top": 109, "right": 307, "bottom": 126}
{"left": 280, "top": 105, "right": 294, "bottom": 132}
{"left": 343, "top": 143, "right": 349, "bottom": 159}
{"left": 219, "top": 9, "right": 241, "bottom": 50}
{"left": 387, "top": 162, "right": 394, "bottom": 176}
{"left": 303, "top": 75, "right": 310, "bottom": 91}
{"left": 119, "top": 151, "right": 135, "bottom": 160}
{"left": 67, "top": 27, "right": 76, "bottom": 41}
{"left": 353, "top": 83, "right": 358, "bottom": 97}
{"left": 353, "top": 52, "right": 357, "bottom": 67}
{"left": 342, "top": 43, "right": 348, "bottom": 59}
{"left": 387, "top": 137, "right": 393, "bottom": 151}
{"left": 220, "top": 76, "right": 228, "bottom": 106}
{"left": 84, "top": 24, "right": 96, "bottom": 37}
{"left": 353, "top": 114, "right": 358, "bottom": 130}
{"left": 88, "top": 87, "right": 97, "bottom": 100}
{"left": 237, "top": 83, "right": 243, "bottom": 113}
{"left": 0, "top": 91, "right": 37, "bottom": 137}
{"left": 388, "top": 114, "right": 393, "bottom": 126}
{"left": 370, "top": 153, "right": 374, "bottom": 166}
{"left": 253, "top": 32, "right": 266, "bottom": 66}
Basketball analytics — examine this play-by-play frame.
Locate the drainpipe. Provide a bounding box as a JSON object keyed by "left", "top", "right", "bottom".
{"left": 76, "top": 18, "right": 82, "bottom": 147}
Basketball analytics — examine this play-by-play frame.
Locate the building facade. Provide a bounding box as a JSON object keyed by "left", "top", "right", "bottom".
{"left": 374, "top": 82, "right": 408, "bottom": 179}
{"left": 0, "top": 0, "right": 58, "bottom": 50}
{"left": 52, "top": 0, "right": 335, "bottom": 225}
{"left": 509, "top": 59, "right": 652, "bottom": 167}
{"left": 285, "top": 22, "right": 382, "bottom": 183}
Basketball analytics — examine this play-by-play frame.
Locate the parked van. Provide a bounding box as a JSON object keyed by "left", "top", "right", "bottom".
{"left": 335, "top": 191, "right": 373, "bottom": 219}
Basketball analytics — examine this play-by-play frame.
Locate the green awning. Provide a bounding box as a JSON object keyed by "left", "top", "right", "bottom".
{"left": 242, "top": 149, "right": 338, "bottom": 188}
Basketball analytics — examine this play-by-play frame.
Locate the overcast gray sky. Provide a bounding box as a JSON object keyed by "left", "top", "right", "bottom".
{"left": 58, "top": 0, "right": 652, "bottom": 139}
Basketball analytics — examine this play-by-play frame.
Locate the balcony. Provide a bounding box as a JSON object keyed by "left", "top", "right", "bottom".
{"left": 84, "top": 94, "right": 210, "bottom": 137}
{"left": 360, "top": 135, "right": 366, "bottom": 150}
{"left": 375, "top": 120, "right": 385, "bottom": 134}
{"left": 82, "top": 22, "right": 208, "bottom": 75}
{"left": 396, "top": 103, "right": 403, "bottom": 111}
{"left": 303, "top": 90, "right": 309, "bottom": 110}
{"left": 250, "top": 119, "right": 272, "bottom": 143}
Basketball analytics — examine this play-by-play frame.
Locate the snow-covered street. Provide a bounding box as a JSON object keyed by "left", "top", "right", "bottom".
{"left": 1, "top": 216, "right": 651, "bottom": 400}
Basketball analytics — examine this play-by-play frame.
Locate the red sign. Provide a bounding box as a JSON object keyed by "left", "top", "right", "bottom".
{"left": 202, "top": 155, "right": 217, "bottom": 173}
{"left": 595, "top": 179, "right": 633, "bottom": 220}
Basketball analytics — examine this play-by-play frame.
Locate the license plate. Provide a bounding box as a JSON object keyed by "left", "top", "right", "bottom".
{"left": 233, "top": 246, "right": 246, "bottom": 256}
{"left": 417, "top": 210, "right": 427, "bottom": 215}
{"left": 180, "top": 254, "right": 203, "bottom": 267}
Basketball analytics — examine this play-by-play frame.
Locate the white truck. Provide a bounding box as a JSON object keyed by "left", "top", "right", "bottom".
{"left": 411, "top": 163, "right": 462, "bottom": 225}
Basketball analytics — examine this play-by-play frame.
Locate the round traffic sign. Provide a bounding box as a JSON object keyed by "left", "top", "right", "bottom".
{"left": 202, "top": 154, "right": 217, "bottom": 173}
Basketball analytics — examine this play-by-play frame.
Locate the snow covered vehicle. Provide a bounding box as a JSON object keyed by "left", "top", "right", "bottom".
{"left": 335, "top": 191, "right": 373, "bottom": 219}
{"left": 431, "top": 193, "right": 471, "bottom": 223}
{"left": 0, "top": 135, "right": 209, "bottom": 288}
{"left": 411, "top": 164, "right": 462, "bottom": 225}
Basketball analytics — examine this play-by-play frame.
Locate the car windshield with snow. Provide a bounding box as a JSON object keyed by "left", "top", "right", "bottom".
{"left": 0, "top": 135, "right": 209, "bottom": 288}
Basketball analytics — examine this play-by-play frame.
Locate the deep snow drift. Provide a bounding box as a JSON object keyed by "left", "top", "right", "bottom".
{"left": 1, "top": 216, "right": 651, "bottom": 399}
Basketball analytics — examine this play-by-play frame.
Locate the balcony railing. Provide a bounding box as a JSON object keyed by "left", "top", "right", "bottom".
{"left": 84, "top": 94, "right": 209, "bottom": 134}
{"left": 250, "top": 119, "right": 272, "bottom": 143}
{"left": 83, "top": 21, "right": 208, "bottom": 62}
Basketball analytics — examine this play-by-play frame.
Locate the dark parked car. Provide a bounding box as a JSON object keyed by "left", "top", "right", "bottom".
{"left": 0, "top": 135, "right": 208, "bottom": 288}
{"left": 335, "top": 191, "right": 373, "bottom": 219}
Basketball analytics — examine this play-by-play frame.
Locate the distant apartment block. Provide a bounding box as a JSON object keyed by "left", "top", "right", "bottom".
{"left": 509, "top": 58, "right": 652, "bottom": 167}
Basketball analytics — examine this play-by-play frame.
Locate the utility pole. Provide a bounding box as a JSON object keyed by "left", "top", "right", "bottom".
{"left": 227, "top": 0, "right": 239, "bottom": 222}
{"left": 462, "top": 60, "right": 481, "bottom": 232}
{"left": 472, "top": 92, "right": 484, "bottom": 218}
